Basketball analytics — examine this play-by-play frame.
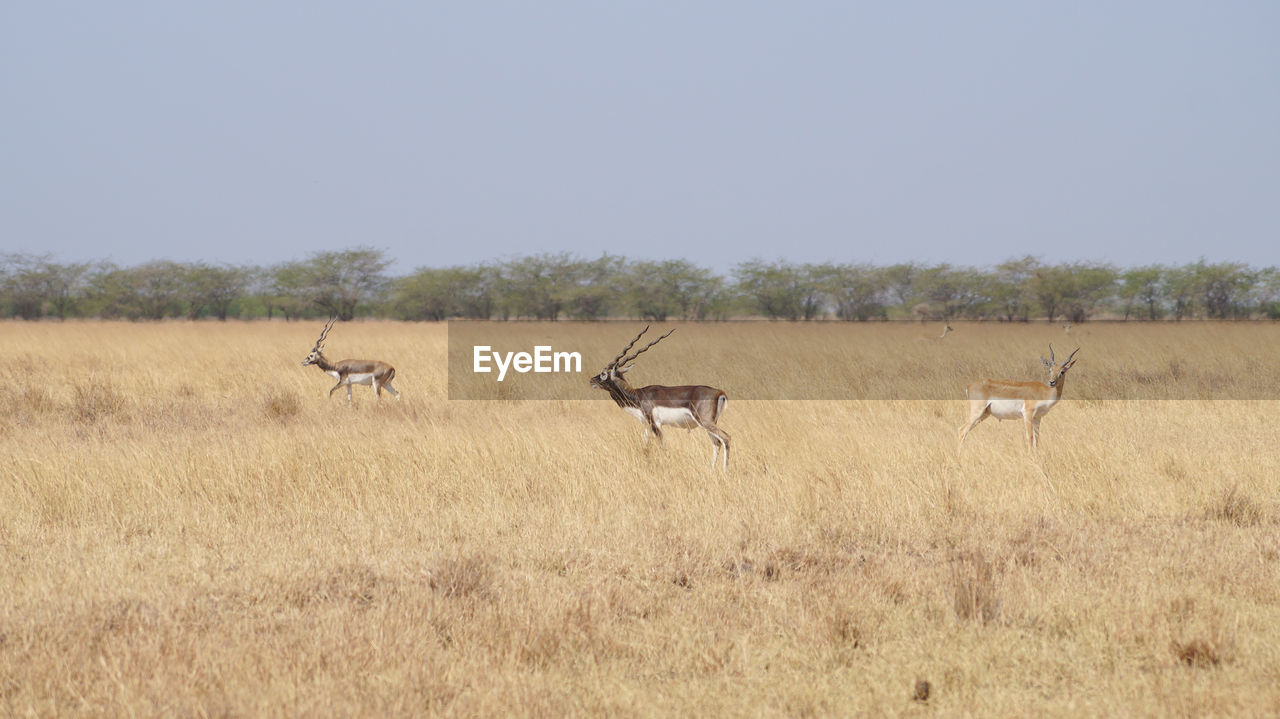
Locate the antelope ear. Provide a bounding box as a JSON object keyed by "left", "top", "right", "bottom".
{"left": 619, "top": 363, "right": 635, "bottom": 374}
{"left": 1041, "top": 357, "right": 1053, "bottom": 367}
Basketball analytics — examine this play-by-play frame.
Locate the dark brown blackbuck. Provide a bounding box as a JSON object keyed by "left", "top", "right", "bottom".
{"left": 301, "top": 317, "right": 399, "bottom": 404}
{"left": 590, "top": 326, "right": 731, "bottom": 469}
{"left": 957, "top": 345, "right": 1079, "bottom": 453}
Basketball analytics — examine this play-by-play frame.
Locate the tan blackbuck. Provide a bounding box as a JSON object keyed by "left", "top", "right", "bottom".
{"left": 590, "top": 326, "right": 731, "bottom": 469}
{"left": 957, "top": 345, "right": 1079, "bottom": 453}
{"left": 918, "top": 324, "right": 954, "bottom": 341}
{"left": 301, "top": 317, "right": 399, "bottom": 404}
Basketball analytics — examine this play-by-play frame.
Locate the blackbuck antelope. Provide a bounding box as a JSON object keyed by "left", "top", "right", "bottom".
{"left": 301, "top": 317, "right": 399, "bottom": 404}
{"left": 1061, "top": 322, "right": 1073, "bottom": 335}
{"left": 590, "top": 326, "right": 731, "bottom": 469}
{"left": 918, "top": 324, "right": 954, "bottom": 341}
{"left": 957, "top": 345, "right": 1080, "bottom": 453}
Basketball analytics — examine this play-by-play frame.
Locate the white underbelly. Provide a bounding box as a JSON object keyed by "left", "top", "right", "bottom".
{"left": 652, "top": 406, "right": 698, "bottom": 428}
{"left": 986, "top": 397, "right": 1058, "bottom": 420}
{"left": 623, "top": 406, "right": 698, "bottom": 428}
{"left": 329, "top": 371, "right": 375, "bottom": 386}
{"left": 987, "top": 399, "right": 1027, "bottom": 420}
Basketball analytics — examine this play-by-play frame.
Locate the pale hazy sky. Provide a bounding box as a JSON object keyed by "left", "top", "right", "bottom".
{"left": 4, "top": 3, "right": 1277, "bottom": 273}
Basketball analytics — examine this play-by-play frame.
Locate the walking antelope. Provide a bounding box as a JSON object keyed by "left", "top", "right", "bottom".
{"left": 918, "top": 324, "right": 954, "bottom": 341}
{"left": 957, "top": 345, "right": 1079, "bottom": 453}
{"left": 301, "top": 317, "right": 400, "bottom": 403}
{"left": 590, "top": 326, "right": 731, "bottom": 469}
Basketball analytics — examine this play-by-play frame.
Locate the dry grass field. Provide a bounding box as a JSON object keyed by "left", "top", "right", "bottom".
{"left": 1, "top": 320, "right": 1279, "bottom": 717}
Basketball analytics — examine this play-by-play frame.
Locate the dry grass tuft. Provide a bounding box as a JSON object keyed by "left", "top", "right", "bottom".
{"left": 263, "top": 388, "right": 302, "bottom": 422}
{"left": 291, "top": 564, "right": 390, "bottom": 608}
{"left": 1206, "top": 485, "right": 1264, "bottom": 526}
{"left": 1172, "top": 637, "right": 1229, "bottom": 668}
{"left": 427, "top": 556, "right": 494, "bottom": 599}
{"left": 69, "top": 379, "right": 127, "bottom": 423}
{"left": 8, "top": 385, "right": 58, "bottom": 416}
{"left": 952, "top": 551, "right": 1003, "bottom": 625}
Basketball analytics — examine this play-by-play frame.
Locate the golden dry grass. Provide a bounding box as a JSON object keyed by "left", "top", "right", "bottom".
{"left": 1, "top": 320, "right": 1279, "bottom": 717}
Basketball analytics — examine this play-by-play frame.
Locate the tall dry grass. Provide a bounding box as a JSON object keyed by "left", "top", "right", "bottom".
{"left": 1, "top": 320, "right": 1278, "bottom": 717}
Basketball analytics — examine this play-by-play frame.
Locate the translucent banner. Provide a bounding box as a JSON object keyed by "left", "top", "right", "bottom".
{"left": 447, "top": 321, "right": 1280, "bottom": 400}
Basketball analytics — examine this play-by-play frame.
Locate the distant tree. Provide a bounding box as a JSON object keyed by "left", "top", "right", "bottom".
{"left": 1161, "top": 265, "right": 1201, "bottom": 320}
{"left": 1118, "top": 265, "right": 1165, "bottom": 320}
{"left": 732, "top": 260, "right": 812, "bottom": 320}
{"left": 881, "top": 262, "right": 920, "bottom": 318}
{"left": 181, "top": 263, "right": 251, "bottom": 320}
{"left": 132, "top": 261, "right": 186, "bottom": 319}
{"left": 624, "top": 259, "right": 720, "bottom": 321}
{"left": 45, "top": 261, "right": 91, "bottom": 319}
{"left": 265, "top": 262, "right": 310, "bottom": 320}
{"left": 0, "top": 254, "right": 42, "bottom": 318}
{"left": 291, "top": 247, "right": 392, "bottom": 320}
{"left": 458, "top": 264, "right": 501, "bottom": 319}
{"left": 565, "top": 255, "right": 625, "bottom": 320}
{"left": 391, "top": 264, "right": 499, "bottom": 321}
{"left": 822, "top": 263, "right": 888, "bottom": 321}
{"left": 0, "top": 253, "right": 90, "bottom": 319}
{"left": 390, "top": 267, "right": 457, "bottom": 321}
{"left": 1058, "top": 263, "right": 1118, "bottom": 322}
{"left": 914, "top": 264, "right": 979, "bottom": 320}
{"left": 1251, "top": 267, "right": 1280, "bottom": 320}
{"left": 989, "top": 256, "right": 1039, "bottom": 321}
{"left": 498, "top": 253, "right": 583, "bottom": 320}
{"left": 1193, "top": 260, "right": 1254, "bottom": 319}
{"left": 1027, "top": 265, "right": 1071, "bottom": 322}
{"left": 79, "top": 261, "right": 185, "bottom": 320}
{"left": 83, "top": 264, "right": 134, "bottom": 319}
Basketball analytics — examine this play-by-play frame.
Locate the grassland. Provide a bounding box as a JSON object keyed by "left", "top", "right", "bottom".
{"left": 1, "top": 320, "right": 1278, "bottom": 717}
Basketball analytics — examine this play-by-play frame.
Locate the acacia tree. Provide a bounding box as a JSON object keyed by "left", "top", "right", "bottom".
{"left": 733, "top": 260, "right": 823, "bottom": 320}
{"left": 292, "top": 247, "right": 392, "bottom": 320}
{"left": 181, "top": 263, "right": 251, "bottom": 320}
{"left": 624, "top": 260, "right": 697, "bottom": 321}
{"left": 390, "top": 267, "right": 459, "bottom": 321}
{"left": 391, "top": 264, "right": 499, "bottom": 320}
{"left": 1162, "top": 265, "right": 1200, "bottom": 320}
{"left": 881, "top": 262, "right": 920, "bottom": 319}
{"left": 498, "top": 253, "right": 583, "bottom": 320}
{"left": 1, "top": 253, "right": 90, "bottom": 319}
{"left": 131, "top": 261, "right": 186, "bottom": 319}
{"left": 1119, "top": 265, "right": 1165, "bottom": 320}
{"left": 0, "top": 254, "right": 43, "bottom": 318}
{"left": 1194, "top": 261, "right": 1254, "bottom": 319}
{"left": 989, "top": 256, "right": 1039, "bottom": 321}
{"left": 1027, "top": 265, "right": 1071, "bottom": 322}
{"left": 913, "top": 264, "right": 984, "bottom": 320}
{"left": 821, "top": 263, "right": 888, "bottom": 321}
{"left": 1058, "top": 263, "right": 1118, "bottom": 322}
{"left": 565, "top": 255, "right": 625, "bottom": 320}
{"left": 1251, "top": 267, "right": 1280, "bottom": 319}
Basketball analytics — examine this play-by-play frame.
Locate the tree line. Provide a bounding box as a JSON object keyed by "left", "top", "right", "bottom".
{"left": 2, "top": 249, "right": 1277, "bottom": 322}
